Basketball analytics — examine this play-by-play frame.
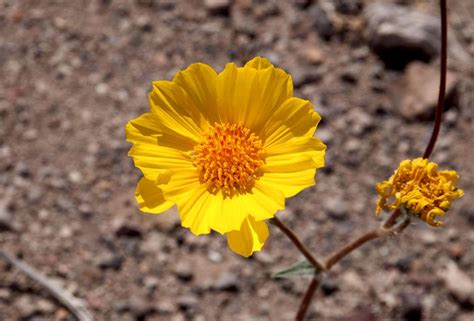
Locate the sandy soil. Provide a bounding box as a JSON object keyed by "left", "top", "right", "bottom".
{"left": 1, "top": 0, "right": 473, "bottom": 320}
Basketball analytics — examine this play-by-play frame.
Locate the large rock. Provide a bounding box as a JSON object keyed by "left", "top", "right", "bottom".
{"left": 399, "top": 62, "right": 458, "bottom": 120}
{"left": 365, "top": 4, "right": 471, "bottom": 68}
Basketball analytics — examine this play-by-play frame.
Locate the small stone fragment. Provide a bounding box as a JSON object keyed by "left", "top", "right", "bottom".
{"left": 213, "top": 272, "right": 240, "bottom": 292}
{"left": 0, "top": 197, "right": 17, "bottom": 232}
{"left": 95, "top": 252, "right": 123, "bottom": 270}
{"left": 323, "top": 194, "right": 348, "bottom": 220}
{"left": 113, "top": 219, "right": 143, "bottom": 238}
{"left": 400, "top": 291, "right": 422, "bottom": 321}
{"left": 309, "top": 6, "right": 334, "bottom": 40}
{"left": 321, "top": 279, "right": 339, "bottom": 296}
{"left": 204, "top": 0, "right": 231, "bottom": 16}
{"left": 177, "top": 294, "right": 199, "bottom": 311}
{"left": 174, "top": 263, "right": 194, "bottom": 282}
{"left": 440, "top": 261, "right": 474, "bottom": 306}
{"left": 300, "top": 46, "right": 324, "bottom": 65}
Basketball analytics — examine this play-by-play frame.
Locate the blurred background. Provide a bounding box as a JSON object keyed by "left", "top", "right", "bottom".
{"left": 0, "top": 0, "right": 473, "bottom": 320}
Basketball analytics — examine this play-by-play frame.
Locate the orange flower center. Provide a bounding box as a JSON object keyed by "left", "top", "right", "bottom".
{"left": 193, "top": 123, "right": 265, "bottom": 197}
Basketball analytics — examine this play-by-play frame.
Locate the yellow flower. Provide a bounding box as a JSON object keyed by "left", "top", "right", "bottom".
{"left": 125, "top": 57, "right": 326, "bottom": 257}
{"left": 376, "top": 158, "right": 463, "bottom": 227}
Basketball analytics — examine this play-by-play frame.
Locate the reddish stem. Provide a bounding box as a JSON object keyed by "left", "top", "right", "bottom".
{"left": 295, "top": 277, "right": 320, "bottom": 321}
{"left": 271, "top": 216, "right": 326, "bottom": 272}
{"left": 423, "top": 0, "right": 448, "bottom": 159}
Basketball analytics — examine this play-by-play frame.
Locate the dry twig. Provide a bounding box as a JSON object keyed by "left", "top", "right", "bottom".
{"left": 0, "top": 250, "right": 94, "bottom": 321}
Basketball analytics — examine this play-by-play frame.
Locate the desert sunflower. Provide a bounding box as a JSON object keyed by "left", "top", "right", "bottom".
{"left": 376, "top": 158, "right": 463, "bottom": 227}
{"left": 126, "top": 57, "right": 326, "bottom": 256}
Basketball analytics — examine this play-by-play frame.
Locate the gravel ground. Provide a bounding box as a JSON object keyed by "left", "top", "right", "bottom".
{"left": 1, "top": 0, "right": 473, "bottom": 320}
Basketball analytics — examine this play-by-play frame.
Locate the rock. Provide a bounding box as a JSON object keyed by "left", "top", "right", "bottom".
{"left": 342, "top": 308, "right": 377, "bottom": 321}
{"left": 204, "top": 0, "right": 231, "bottom": 16}
{"left": 0, "top": 288, "right": 11, "bottom": 301}
{"left": 309, "top": 6, "right": 334, "bottom": 41}
{"left": 399, "top": 62, "right": 458, "bottom": 120}
{"left": 347, "top": 109, "right": 373, "bottom": 136}
{"left": 395, "top": 256, "right": 412, "bottom": 273}
{"left": 14, "top": 296, "right": 37, "bottom": 318}
{"left": 130, "top": 298, "right": 155, "bottom": 318}
{"left": 95, "top": 252, "right": 123, "bottom": 270}
{"left": 294, "top": 0, "right": 314, "bottom": 9}
{"left": 323, "top": 194, "right": 348, "bottom": 220}
{"left": 207, "top": 250, "right": 223, "bottom": 263}
{"left": 444, "top": 110, "right": 459, "bottom": 127}
{"left": 321, "top": 278, "right": 339, "bottom": 296}
{"left": 173, "top": 263, "right": 194, "bottom": 282}
{"left": 457, "top": 313, "right": 474, "bottom": 321}
{"left": 418, "top": 229, "right": 438, "bottom": 245}
{"left": 135, "top": 15, "right": 153, "bottom": 32}
{"left": 340, "top": 65, "right": 359, "bottom": 84}
{"left": 36, "top": 298, "right": 56, "bottom": 314}
{"left": 335, "top": 0, "right": 363, "bottom": 15}
{"left": 140, "top": 231, "right": 166, "bottom": 254}
{"left": 400, "top": 291, "right": 422, "bottom": 321}
{"left": 177, "top": 294, "right": 199, "bottom": 311}
{"left": 254, "top": 251, "right": 274, "bottom": 265}
{"left": 68, "top": 170, "right": 82, "bottom": 184}
{"left": 27, "top": 186, "right": 43, "bottom": 204}
{"left": 300, "top": 46, "right": 324, "bottom": 65}
{"left": 23, "top": 128, "right": 38, "bottom": 141}
{"left": 95, "top": 83, "right": 109, "bottom": 96}
{"left": 114, "top": 297, "right": 154, "bottom": 318}
{"left": 143, "top": 276, "right": 159, "bottom": 292}
{"left": 448, "top": 242, "right": 466, "bottom": 260}
{"left": 213, "top": 272, "right": 240, "bottom": 292}
{"left": 0, "top": 197, "right": 18, "bottom": 232}
{"left": 290, "top": 66, "right": 323, "bottom": 88}
{"left": 439, "top": 261, "right": 474, "bottom": 306}
{"left": 113, "top": 219, "right": 142, "bottom": 238}
{"left": 341, "top": 271, "right": 368, "bottom": 293}
{"left": 462, "top": 208, "right": 474, "bottom": 227}
{"left": 16, "top": 162, "right": 31, "bottom": 178}
{"left": 365, "top": 4, "right": 471, "bottom": 68}
{"left": 156, "top": 299, "right": 175, "bottom": 314}
{"left": 152, "top": 208, "right": 180, "bottom": 232}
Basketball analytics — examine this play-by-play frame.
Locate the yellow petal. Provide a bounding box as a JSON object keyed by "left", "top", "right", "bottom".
{"left": 244, "top": 56, "right": 274, "bottom": 70}
{"left": 125, "top": 113, "right": 161, "bottom": 145}
{"left": 245, "top": 66, "right": 294, "bottom": 131}
{"left": 263, "top": 137, "right": 326, "bottom": 172}
{"left": 156, "top": 170, "right": 216, "bottom": 235}
{"left": 227, "top": 216, "right": 269, "bottom": 257}
{"left": 149, "top": 80, "right": 206, "bottom": 142}
{"left": 260, "top": 168, "right": 316, "bottom": 198}
{"left": 249, "top": 180, "right": 286, "bottom": 221}
{"left": 216, "top": 61, "right": 293, "bottom": 131}
{"left": 261, "top": 97, "right": 321, "bottom": 147}
{"left": 126, "top": 114, "right": 195, "bottom": 182}
{"left": 208, "top": 195, "right": 251, "bottom": 235}
{"left": 217, "top": 62, "right": 260, "bottom": 124}
{"left": 178, "top": 185, "right": 213, "bottom": 235}
{"left": 173, "top": 62, "right": 219, "bottom": 124}
{"left": 261, "top": 137, "right": 325, "bottom": 198}
{"left": 135, "top": 177, "right": 174, "bottom": 214}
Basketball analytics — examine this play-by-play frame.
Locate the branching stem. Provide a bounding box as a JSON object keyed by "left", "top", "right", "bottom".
{"left": 278, "top": 2, "right": 447, "bottom": 320}
{"left": 325, "top": 217, "right": 410, "bottom": 269}
{"left": 271, "top": 216, "right": 326, "bottom": 272}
